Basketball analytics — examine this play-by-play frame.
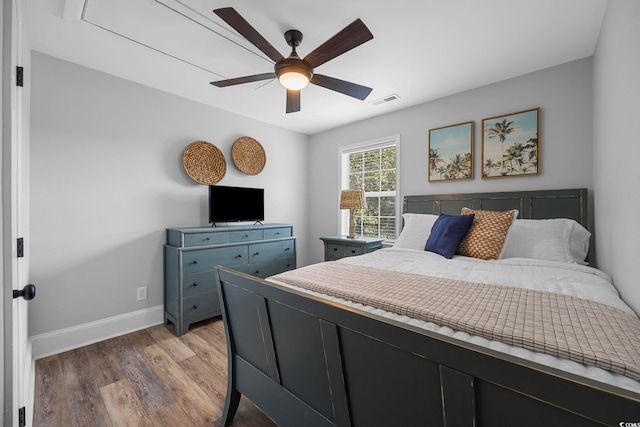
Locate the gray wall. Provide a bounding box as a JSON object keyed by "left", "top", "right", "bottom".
{"left": 593, "top": 0, "right": 640, "bottom": 314}
{"left": 29, "top": 52, "right": 309, "bottom": 336}
{"left": 308, "top": 58, "right": 594, "bottom": 264}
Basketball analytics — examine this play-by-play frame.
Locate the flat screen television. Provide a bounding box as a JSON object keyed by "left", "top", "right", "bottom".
{"left": 209, "top": 185, "right": 264, "bottom": 224}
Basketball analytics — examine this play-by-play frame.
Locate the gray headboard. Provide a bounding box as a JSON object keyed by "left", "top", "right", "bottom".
{"left": 404, "top": 188, "right": 588, "bottom": 230}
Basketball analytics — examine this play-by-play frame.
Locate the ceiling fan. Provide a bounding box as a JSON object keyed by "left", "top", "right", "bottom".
{"left": 210, "top": 7, "right": 374, "bottom": 113}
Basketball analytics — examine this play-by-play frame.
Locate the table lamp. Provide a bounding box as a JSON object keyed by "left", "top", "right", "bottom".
{"left": 340, "top": 189, "right": 366, "bottom": 238}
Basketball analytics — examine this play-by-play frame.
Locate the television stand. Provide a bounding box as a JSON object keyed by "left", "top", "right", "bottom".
{"left": 163, "top": 223, "right": 296, "bottom": 336}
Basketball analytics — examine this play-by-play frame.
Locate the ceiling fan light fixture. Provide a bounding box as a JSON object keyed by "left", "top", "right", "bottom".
{"left": 278, "top": 71, "right": 310, "bottom": 90}
{"left": 277, "top": 65, "right": 312, "bottom": 90}
{"left": 212, "top": 8, "right": 374, "bottom": 112}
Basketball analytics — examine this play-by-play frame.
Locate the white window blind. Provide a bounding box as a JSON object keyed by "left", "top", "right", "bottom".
{"left": 340, "top": 136, "right": 399, "bottom": 240}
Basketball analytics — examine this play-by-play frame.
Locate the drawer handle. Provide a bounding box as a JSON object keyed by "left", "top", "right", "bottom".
{"left": 333, "top": 248, "right": 338, "bottom": 252}
{"left": 254, "top": 270, "right": 260, "bottom": 274}
{"left": 351, "top": 250, "right": 356, "bottom": 254}
{"left": 193, "top": 283, "right": 198, "bottom": 287}
{"left": 285, "top": 247, "right": 290, "bottom": 251}
{"left": 193, "top": 260, "right": 198, "bottom": 265}
{"left": 205, "top": 237, "right": 210, "bottom": 241}
{"left": 254, "top": 252, "right": 260, "bottom": 256}
{"left": 275, "top": 232, "right": 280, "bottom": 235}
{"left": 235, "top": 254, "right": 243, "bottom": 258}
{"left": 193, "top": 304, "right": 198, "bottom": 309}
{"left": 243, "top": 234, "right": 249, "bottom": 238}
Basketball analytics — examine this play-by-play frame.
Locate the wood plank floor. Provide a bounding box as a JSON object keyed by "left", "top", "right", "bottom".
{"left": 33, "top": 318, "right": 277, "bottom": 427}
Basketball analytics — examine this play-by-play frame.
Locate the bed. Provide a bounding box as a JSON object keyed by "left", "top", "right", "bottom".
{"left": 214, "top": 188, "right": 640, "bottom": 426}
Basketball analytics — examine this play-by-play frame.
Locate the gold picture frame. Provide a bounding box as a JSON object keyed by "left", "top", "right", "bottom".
{"left": 428, "top": 121, "right": 474, "bottom": 182}
{"left": 482, "top": 108, "right": 540, "bottom": 179}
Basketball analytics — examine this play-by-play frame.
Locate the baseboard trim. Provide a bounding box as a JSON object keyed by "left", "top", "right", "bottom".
{"left": 30, "top": 305, "right": 164, "bottom": 360}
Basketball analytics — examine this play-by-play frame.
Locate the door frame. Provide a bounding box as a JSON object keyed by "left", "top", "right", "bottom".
{"left": 2, "top": 0, "right": 31, "bottom": 425}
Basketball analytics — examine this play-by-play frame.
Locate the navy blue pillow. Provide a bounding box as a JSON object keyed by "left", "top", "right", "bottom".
{"left": 425, "top": 214, "right": 475, "bottom": 259}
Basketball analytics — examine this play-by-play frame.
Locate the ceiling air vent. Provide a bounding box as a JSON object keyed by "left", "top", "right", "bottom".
{"left": 370, "top": 94, "right": 400, "bottom": 106}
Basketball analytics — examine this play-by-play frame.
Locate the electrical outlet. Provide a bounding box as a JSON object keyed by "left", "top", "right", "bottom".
{"left": 137, "top": 286, "right": 147, "bottom": 301}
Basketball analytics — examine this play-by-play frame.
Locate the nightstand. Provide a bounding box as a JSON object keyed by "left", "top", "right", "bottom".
{"left": 319, "top": 235, "right": 384, "bottom": 261}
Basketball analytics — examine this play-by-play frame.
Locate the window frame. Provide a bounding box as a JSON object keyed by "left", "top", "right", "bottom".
{"left": 338, "top": 135, "right": 401, "bottom": 242}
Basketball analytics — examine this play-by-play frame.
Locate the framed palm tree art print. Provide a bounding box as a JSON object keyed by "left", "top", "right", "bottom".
{"left": 428, "top": 121, "right": 474, "bottom": 182}
{"left": 482, "top": 108, "right": 540, "bottom": 179}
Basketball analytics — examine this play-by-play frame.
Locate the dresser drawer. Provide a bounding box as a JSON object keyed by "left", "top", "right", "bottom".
{"left": 183, "top": 292, "right": 219, "bottom": 321}
{"left": 326, "top": 244, "right": 344, "bottom": 258}
{"left": 264, "top": 227, "right": 292, "bottom": 239}
{"left": 225, "top": 264, "right": 252, "bottom": 275}
{"left": 247, "top": 256, "right": 296, "bottom": 278}
{"left": 325, "top": 244, "right": 366, "bottom": 259}
{"left": 249, "top": 239, "right": 295, "bottom": 263}
{"left": 343, "top": 246, "right": 365, "bottom": 257}
{"left": 182, "top": 271, "right": 216, "bottom": 298}
{"left": 228, "top": 229, "right": 263, "bottom": 243}
{"left": 184, "top": 232, "right": 227, "bottom": 247}
{"left": 182, "top": 246, "right": 248, "bottom": 274}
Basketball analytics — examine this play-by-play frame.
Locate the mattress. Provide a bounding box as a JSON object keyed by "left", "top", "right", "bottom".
{"left": 269, "top": 247, "right": 640, "bottom": 393}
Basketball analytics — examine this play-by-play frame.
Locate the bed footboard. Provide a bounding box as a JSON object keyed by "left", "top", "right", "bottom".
{"left": 216, "top": 267, "right": 640, "bottom": 427}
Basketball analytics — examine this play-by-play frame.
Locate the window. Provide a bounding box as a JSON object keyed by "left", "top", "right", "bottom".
{"left": 340, "top": 136, "right": 400, "bottom": 240}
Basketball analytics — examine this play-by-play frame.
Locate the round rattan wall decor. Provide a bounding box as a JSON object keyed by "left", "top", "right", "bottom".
{"left": 182, "top": 141, "right": 226, "bottom": 185}
{"left": 231, "top": 136, "right": 266, "bottom": 175}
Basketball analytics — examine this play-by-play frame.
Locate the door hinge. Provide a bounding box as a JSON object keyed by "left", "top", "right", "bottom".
{"left": 16, "top": 66, "right": 24, "bottom": 87}
{"left": 18, "top": 406, "right": 25, "bottom": 427}
{"left": 17, "top": 238, "right": 24, "bottom": 258}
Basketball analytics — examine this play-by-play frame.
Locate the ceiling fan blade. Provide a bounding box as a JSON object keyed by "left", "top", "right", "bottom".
{"left": 214, "top": 7, "right": 286, "bottom": 63}
{"left": 303, "top": 19, "right": 373, "bottom": 69}
{"left": 286, "top": 90, "right": 301, "bottom": 113}
{"left": 210, "top": 72, "right": 276, "bottom": 87}
{"left": 310, "top": 74, "right": 372, "bottom": 100}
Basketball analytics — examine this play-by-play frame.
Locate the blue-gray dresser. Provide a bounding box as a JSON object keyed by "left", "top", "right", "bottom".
{"left": 164, "top": 223, "right": 296, "bottom": 336}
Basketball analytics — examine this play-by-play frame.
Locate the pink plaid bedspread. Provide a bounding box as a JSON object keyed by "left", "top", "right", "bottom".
{"left": 271, "top": 262, "right": 640, "bottom": 380}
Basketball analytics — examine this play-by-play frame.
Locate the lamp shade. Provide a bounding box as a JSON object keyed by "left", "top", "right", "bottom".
{"left": 340, "top": 190, "right": 366, "bottom": 210}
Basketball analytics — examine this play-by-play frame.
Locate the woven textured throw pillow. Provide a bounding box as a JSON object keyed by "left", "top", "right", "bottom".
{"left": 457, "top": 208, "right": 517, "bottom": 260}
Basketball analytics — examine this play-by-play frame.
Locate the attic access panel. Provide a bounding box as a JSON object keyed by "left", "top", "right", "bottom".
{"left": 82, "top": 0, "right": 270, "bottom": 80}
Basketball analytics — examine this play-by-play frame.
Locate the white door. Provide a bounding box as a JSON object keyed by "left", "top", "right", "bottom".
{"left": 3, "top": 0, "right": 31, "bottom": 425}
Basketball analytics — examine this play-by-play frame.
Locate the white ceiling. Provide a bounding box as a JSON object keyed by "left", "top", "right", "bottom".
{"left": 28, "top": 0, "right": 608, "bottom": 135}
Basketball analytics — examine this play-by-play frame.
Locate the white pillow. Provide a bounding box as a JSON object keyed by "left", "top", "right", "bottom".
{"left": 500, "top": 218, "right": 591, "bottom": 264}
{"left": 393, "top": 213, "right": 439, "bottom": 250}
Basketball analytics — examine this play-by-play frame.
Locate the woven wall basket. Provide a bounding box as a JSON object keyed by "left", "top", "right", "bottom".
{"left": 231, "top": 136, "right": 266, "bottom": 175}
{"left": 182, "top": 141, "right": 226, "bottom": 185}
